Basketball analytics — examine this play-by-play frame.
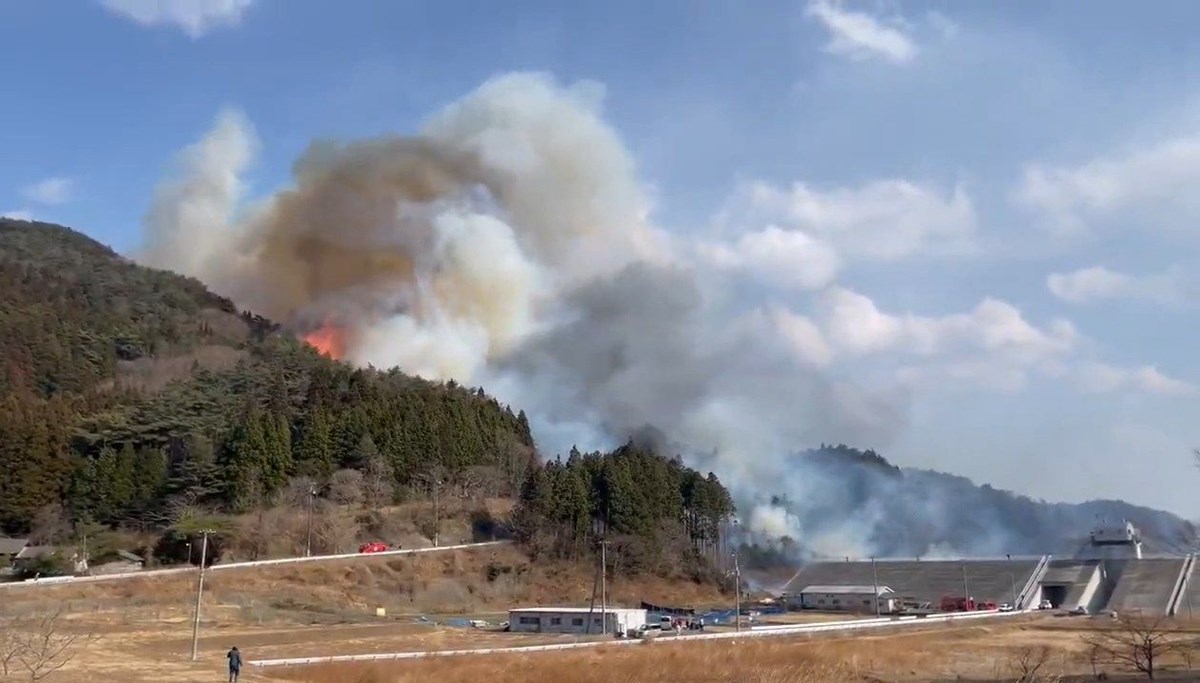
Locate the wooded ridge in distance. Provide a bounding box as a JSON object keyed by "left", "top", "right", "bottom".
{"left": 0, "top": 219, "right": 736, "bottom": 581}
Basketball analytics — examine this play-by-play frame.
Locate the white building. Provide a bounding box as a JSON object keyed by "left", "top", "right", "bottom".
{"left": 792, "top": 585, "right": 897, "bottom": 613}
{"left": 508, "top": 607, "right": 647, "bottom": 635}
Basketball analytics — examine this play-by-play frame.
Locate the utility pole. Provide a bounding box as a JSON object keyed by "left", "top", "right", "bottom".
{"left": 1006, "top": 554, "right": 1016, "bottom": 609}
{"left": 600, "top": 539, "right": 609, "bottom": 635}
{"left": 305, "top": 484, "right": 317, "bottom": 558}
{"left": 189, "top": 530, "right": 213, "bottom": 661}
{"left": 961, "top": 559, "right": 970, "bottom": 609}
{"left": 430, "top": 475, "right": 442, "bottom": 548}
{"left": 732, "top": 550, "right": 742, "bottom": 633}
{"left": 871, "top": 557, "right": 880, "bottom": 617}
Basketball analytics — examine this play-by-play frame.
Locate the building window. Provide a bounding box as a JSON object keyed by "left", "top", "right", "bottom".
{"left": 519, "top": 617, "right": 539, "bottom": 625}
{"left": 863, "top": 600, "right": 870, "bottom": 606}
{"left": 572, "top": 618, "right": 584, "bottom": 626}
{"left": 593, "top": 618, "right": 602, "bottom": 625}
{"left": 550, "top": 617, "right": 562, "bottom": 625}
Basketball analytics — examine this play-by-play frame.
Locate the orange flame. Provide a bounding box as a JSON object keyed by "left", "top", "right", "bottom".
{"left": 303, "top": 322, "right": 347, "bottom": 360}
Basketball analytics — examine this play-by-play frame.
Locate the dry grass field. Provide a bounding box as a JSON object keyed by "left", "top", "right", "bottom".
{"left": 7, "top": 545, "right": 1200, "bottom": 682}
{"left": 0, "top": 544, "right": 730, "bottom": 682}
{"left": 265, "top": 618, "right": 1200, "bottom": 683}
{"left": 6, "top": 597, "right": 1200, "bottom": 682}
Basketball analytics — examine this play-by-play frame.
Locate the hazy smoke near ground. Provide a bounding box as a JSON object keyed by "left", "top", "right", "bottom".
{"left": 139, "top": 71, "right": 1002, "bottom": 557}
{"left": 774, "top": 447, "right": 1196, "bottom": 560}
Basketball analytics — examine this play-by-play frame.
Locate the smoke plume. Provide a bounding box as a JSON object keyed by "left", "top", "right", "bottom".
{"left": 139, "top": 71, "right": 915, "bottom": 554}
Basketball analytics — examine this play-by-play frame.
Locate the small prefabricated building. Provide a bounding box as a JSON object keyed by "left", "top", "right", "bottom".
{"left": 508, "top": 606, "right": 647, "bottom": 635}
{"left": 792, "top": 585, "right": 898, "bottom": 613}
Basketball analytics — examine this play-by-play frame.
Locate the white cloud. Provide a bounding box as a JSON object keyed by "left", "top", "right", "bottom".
{"left": 99, "top": 0, "right": 255, "bottom": 38}
{"left": 806, "top": 0, "right": 918, "bottom": 65}
{"left": 810, "top": 287, "right": 1192, "bottom": 397}
{"left": 816, "top": 287, "right": 1078, "bottom": 391}
{"left": 721, "top": 178, "right": 976, "bottom": 262}
{"left": 1, "top": 209, "right": 33, "bottom": 221}
{"left": 1075, "top": 362, "right": 1195, "bottom": 396}
{"left": 1015, "top": 133, "right": 1200, "bottom": 235}
{"left": 820, "top": 287, "right": 1077, "bottom": 361}
{"left": 21, "top": 177, "right": 73, "bottom": 205}
{"left": 1047, "top": 265, "right": 1183, "bottom": 305}
{"left": 698, "top": 225, "right": 840, "bottom": 290}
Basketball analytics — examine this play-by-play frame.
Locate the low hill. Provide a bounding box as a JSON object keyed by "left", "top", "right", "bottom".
{"left": 765, "top": 444, "right": 1195, "bottom": 560}
{"left": 0, "top": 219, "right": 536, "bottom": 535}
{"left": 0, "top": 219, "right": 737, "bottom": 589}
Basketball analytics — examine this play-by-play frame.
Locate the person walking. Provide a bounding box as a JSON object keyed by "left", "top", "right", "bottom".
{"left": 226, "top": 646, "right": 242, "bottom": 682}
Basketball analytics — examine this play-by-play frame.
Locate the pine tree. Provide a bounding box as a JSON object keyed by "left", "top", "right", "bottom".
{"left": 220, "top": 409, "right": 269, "bottom": 512}
{"left": 295, "top": 408, "right": 334, "bottom": 479}
{"left": 261, "top": 411, "right": 292, "bottom": 493}
{"left": 111, "top": 442, "right": 137, "bottom": 515}
{"left": 132, "top": 446, "right": 167, "bottom": 520}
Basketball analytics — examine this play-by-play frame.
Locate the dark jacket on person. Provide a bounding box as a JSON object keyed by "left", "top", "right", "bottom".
{"left": 227, "top": 649, "right": 242, "bottom": 670}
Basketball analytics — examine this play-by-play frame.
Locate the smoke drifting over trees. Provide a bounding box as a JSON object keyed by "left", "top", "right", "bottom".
{"left": 136, "top": 71, "right": 1183, "bottom": 557}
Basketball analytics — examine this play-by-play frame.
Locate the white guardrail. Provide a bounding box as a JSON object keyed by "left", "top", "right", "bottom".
{"left": 0, "top": 541, "right": 511, "bottom": 590}
{"left": 248, "top": 607, "right": 1028, "bottom": 668}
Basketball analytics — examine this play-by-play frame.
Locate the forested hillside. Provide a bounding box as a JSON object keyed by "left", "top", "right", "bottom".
{"left": 0, "top": 219, "right": 736, "bottom": 584}
{"left": 768, "top": 444, "right": 1196, "bottom": 559}
{"left": 512, "top": 443, "right": 736, "bottom": 579}
{"left": 0, "top": 219, "right": 536, "bottom": 535}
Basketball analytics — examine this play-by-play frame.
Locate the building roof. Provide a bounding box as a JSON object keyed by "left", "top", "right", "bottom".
{"left": 799, "top": 585, "right": 894, "bottom": 595}
{"left": 509, "top": 606, "right": 645, "bottom": 614}
{"left": 115, "top": 550, "right": 144, "bottom": 563}
{"left": 15, "top": 545, "right": 58, "bottom": 560}
{"left": 0, "top": 537, "right": 28, "bottom": 555}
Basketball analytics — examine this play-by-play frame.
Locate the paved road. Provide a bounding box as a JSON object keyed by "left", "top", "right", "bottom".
{"left": 247, "top": 607, "right": 1028, "bottom": 668}
{"left": 0, "top": 540, "right": 511, "bottom": 590}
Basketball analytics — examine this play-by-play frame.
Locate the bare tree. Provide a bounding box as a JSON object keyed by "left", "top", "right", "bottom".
{"left": 280, "top": 476, "right": 318, "bottom": 510}
{"left": 1082, "top": 614, "right": 1189, "bottom": 679}
{"left": 314, "top": 507, "right": 361, "bottom": 555}
{"left": 362, "top": 455, "right": 394, "bottom": 512}
{"left": 460, "top": 465, "right": 504, "bottom": 500}
{"left": 28, "top": 504, "right": 72, "bottom": 546}
{"left": 2, "top": 607, "right": 100, "bottom": 681}
{"left": 0, "top": 615, "right": 21, "bottom": 676}
{"left": 328, "top": 469, "right": 364, "bottom": 507}
{"left": 1009, "top": 645, "right": 1058, "bottom": 682}
{"left": 236, "top": 506, "right": 284, "bottom": 561}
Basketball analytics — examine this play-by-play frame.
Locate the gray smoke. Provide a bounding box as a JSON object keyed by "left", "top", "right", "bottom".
{"left": 137, "top": 70, "right": 923, "bottom": 553}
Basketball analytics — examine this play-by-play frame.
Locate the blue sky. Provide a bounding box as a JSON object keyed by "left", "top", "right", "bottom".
{"left": 5, "top": 0, "right": 1200, "bottom": 518}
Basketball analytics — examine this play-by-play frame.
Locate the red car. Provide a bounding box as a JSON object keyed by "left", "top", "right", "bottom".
{"left": 358, "top": 542, "right": 389, "bottom": 553}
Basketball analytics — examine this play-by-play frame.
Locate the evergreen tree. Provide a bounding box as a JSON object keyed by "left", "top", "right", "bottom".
{"left": 261, "top": 411, "right": 292, "bottom": 493}
{"left": 295, "top": 408, "right": 334, "bottom": 479}
{"left": 220, "top": 409, "right": 269, "bottom": 512}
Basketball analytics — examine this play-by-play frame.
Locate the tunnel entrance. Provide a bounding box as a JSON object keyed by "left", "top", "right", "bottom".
{"left": 1041, "top": 584, "right": 1069, "bottom": 608}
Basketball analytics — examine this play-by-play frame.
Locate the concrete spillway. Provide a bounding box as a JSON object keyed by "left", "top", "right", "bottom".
{"left": 782, "top": 558, "right": 1042, "bottom": 607}
{"left": 1104, "top": 558, "right": 1189, "bottom": 616}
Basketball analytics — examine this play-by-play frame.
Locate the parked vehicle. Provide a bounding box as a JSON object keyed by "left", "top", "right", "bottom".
{"left": 358, "top": 542, "right": 389, "bottom": 553}
{"left": 1038, "top": 599, "right": 1053, "bottom": 610}
{"left": 998, "top": 603, "right": 1014, "bottom": 612}
{"left": 939, "top": 596, "right": 976, "bottom": 612}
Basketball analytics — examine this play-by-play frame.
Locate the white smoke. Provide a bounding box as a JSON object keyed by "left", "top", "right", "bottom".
{"left": 138, "top": 71, "right": 907, "bottom": 545}
{"left": 139, "top": 107, "right": 258, "bottom": 281}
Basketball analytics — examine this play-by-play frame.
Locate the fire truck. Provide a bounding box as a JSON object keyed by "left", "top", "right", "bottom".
{"left": 939, "top": 596, "right": 997, "bottom": 612}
